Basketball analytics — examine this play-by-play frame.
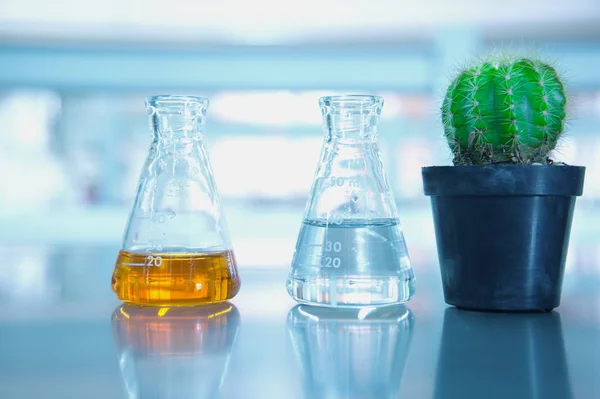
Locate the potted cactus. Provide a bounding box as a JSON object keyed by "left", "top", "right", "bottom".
{"left": 422, "top": 54, "right": 585, "bottom": 312}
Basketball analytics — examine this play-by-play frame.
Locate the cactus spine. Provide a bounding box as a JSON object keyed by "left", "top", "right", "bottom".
{"left": 442, "top": 56, "right": 567, "bottom": 165}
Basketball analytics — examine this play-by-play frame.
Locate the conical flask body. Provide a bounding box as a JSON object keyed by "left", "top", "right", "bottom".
{"left": 287, "top": 95, "right": 415, "bottom": 307}
{"left": 112, "top": 95, "right": 240, "bottom": 306}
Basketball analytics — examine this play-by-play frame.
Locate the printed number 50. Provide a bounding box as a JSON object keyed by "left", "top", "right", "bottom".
{"left": 146, "top": 255, "right": 163, "bottom": 267}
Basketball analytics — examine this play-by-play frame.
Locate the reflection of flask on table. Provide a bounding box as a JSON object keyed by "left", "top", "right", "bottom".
{"left": 111, "top": 302, "right": 240, "bottom": 399}
{"left": 287, "top": 95, "right": 415, "bottom": 307}
{"left": 287, "top": 304, "right": 414, "bottom": 399}
{"left": 111, "top": 95, "right": 240, "bottom": 306}
{"left": 434, "top": 308, "right": 572, "bottom": 399}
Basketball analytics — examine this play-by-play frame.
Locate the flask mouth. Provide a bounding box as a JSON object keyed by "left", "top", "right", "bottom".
{"left": 146, "top": 95, "right": 209, "bottom": 116}
{"left": 319, "top": 95, "right": 383, "bottom": 115}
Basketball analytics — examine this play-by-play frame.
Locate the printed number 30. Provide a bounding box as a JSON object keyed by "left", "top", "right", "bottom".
{"left": 325, "top": 241, "right": 342, "bottom": 252}
{"left": 146, "top": 255, "right": 163, "bottom": 267}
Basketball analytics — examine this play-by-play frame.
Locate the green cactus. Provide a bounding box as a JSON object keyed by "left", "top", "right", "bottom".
{"left": 442, "top": 55, "right": 567, "bottom": 165}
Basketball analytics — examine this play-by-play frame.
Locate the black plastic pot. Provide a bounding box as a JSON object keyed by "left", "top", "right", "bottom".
{"left": 422, "top": 164, "right": 585, "bottom": 312}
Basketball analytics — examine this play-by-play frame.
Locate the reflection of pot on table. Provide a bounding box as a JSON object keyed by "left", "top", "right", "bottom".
{"left": 434, "top": 308, "right": 572, "bottom": 399}
{"left": 111, "top": 302, "right": 240, "bottom": 399}
{"left": 287, "top": 305, "right": 414, "bottom": 399}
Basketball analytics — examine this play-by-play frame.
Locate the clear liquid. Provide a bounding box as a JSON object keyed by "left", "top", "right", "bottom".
{"left": 287, "top": 218, "right": 416, "bottom": 307}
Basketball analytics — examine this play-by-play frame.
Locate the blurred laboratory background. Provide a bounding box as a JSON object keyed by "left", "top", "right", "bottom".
{"left": 0, "top": 0, "right": 600, "bottom": 308}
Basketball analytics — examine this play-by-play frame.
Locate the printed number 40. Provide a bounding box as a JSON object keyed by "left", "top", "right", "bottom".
{"left": 146, "top": 255, "right": 163, "bottom": 267}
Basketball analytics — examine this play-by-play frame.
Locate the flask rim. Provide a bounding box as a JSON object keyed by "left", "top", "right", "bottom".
{"left": 319, "top": 94, "right": 383, "bottom": 109}
{"left": 145, "top": 95, "right": 209, "bottom": 114}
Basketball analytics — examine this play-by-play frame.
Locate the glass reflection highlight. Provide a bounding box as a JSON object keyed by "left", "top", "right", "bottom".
{"left": 111, "top": 302, "right": 240, "bottom": 399}
{"left": 434, "top": 308, "right": 573, "bottom": 399}
{"left": 287, "top": 305, "right": 414, "bottom": 399}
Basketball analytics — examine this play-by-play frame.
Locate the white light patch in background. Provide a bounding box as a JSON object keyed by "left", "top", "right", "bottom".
{"left": 211, "top": 91, "right": 324, "bottom": 126}
{"left": 210, "top": 135, "right": 322, "bottom": 199}
{"left": 0, "top": 90, "right": 61, "bottom": 151}
{"left": 394, "top": 139, "right": 435, "bottom": 199}
{"left": 0, "top": 90, "right": 76, "bottom": 213}
{"left": 233, "top": 237, "right": 297, "bottom": 267}
{"left": 0, "top": 246, "right": 59, "bottom": 302}
{"left": 552, "top": 135, "right": 578, "bottom": 165}
{"left": 210, "top": 91, "right": 406, "bottom": 127}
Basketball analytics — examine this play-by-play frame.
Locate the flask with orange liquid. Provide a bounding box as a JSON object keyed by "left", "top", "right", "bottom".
{"left": 111, "top": 95, "right": 240, "bottom": 306}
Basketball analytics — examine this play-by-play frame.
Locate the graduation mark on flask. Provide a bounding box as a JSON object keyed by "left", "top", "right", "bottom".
{"left": 329, "top": 176, "right": 360, "bottom": 188}
{"left": 133, "top": 211, "right": 169, "bottom": 224}
{"left": 151, "top": 213, "right": 167, "bottom": 224}
{"left": 325, "top": 240, "right": 342, "bottom": 252}
{"left": 329, "top": 213, "right": 344, "bottom": 225}
{"left": 146, "top": 255, "right": 163, "bottom": 267}
{"left": 121, "top": 255, "right": 163, "bottom": 267}
{"left": 344, "top": 189, "right": 377, "bottom": 202}
{"left": 322, "top": 240, "right": 342, "bottom": 268}
{"left": 322, "top": 256, "right": 341, "bottom": 268}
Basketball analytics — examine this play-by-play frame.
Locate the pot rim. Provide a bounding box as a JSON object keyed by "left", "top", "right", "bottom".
{"left": 422, "top": 164, "right": 586, "bottom": 197}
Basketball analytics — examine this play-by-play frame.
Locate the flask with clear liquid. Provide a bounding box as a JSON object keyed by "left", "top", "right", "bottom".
{"left": 287, "top": 95, "right": 416, "bottom": 307}
{"left": 111, "top": 95, "right": 240, "bottom": 306}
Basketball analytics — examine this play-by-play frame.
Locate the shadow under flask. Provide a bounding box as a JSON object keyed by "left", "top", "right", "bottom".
{"left": 111, "top": 95, "right": 240, "bottom": 306}
{"left": 287, "top": 95, "right": 416, "bottom": 307}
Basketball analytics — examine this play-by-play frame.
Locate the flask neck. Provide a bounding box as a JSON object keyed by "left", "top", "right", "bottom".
{"left": 150, "top": 113, "right": 205, "bottom": 143}
{"left": 324, "top": 113, "right": 379, "bottom": 142}
{"left": 146, "top": 95, "right": 208, "bottom": 143}
{"left": 320, "top": 95, "right": 383, "bottom": 143}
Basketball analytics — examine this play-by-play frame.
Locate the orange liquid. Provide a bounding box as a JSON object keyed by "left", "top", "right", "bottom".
{"left": 111, "top": 250, "right": 241, "bottom": 306}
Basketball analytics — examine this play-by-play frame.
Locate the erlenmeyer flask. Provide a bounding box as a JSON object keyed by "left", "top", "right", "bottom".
{"left": 111, "top": 302, "right": 240, "bottom": 399}
{"left": 111, "top": 95, "right": 240, "bottom": 306}
{"left": 287, "top": 95, "right": 415, "bottom": 307}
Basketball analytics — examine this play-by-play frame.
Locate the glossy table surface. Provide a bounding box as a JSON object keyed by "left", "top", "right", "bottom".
{"left": 1, "top": 244, "right": 600, "bottom": 399}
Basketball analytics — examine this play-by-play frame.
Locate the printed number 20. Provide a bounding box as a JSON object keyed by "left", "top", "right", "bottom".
{"left": 324, "top": 257, "right": 341, "bottom": 268}
{"left": 146, "top": 255, "right": 163, "bottom": 267}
